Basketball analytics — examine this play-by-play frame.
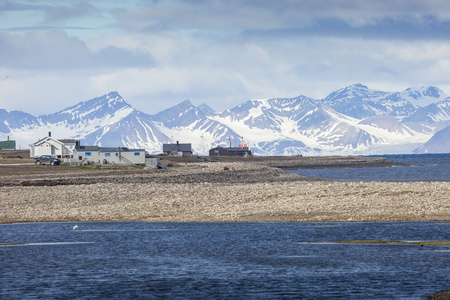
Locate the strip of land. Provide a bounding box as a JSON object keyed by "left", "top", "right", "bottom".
{"left": 0, "top": 155, "right": 448, "bottom": 224}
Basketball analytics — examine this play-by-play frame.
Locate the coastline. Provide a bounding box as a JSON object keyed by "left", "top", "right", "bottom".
{"left": 0, "top": 156, "right": 448, "bottom": 224}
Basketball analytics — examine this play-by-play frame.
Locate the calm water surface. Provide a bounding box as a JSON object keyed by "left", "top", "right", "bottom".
{"left": 287, "top": 153, "right": 450, "bottom": 182}
{"left": 1, "top": 222, "right": 449, "bottom": 299}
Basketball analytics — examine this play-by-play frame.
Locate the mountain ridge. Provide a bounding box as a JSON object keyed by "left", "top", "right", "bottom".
{"left": 1, "top": 84, "right": 449, "bottom": 155}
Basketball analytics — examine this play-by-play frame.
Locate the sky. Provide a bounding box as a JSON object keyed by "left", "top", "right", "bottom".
{"left": 1, "top": 0, "right": 450, "bottom": 116}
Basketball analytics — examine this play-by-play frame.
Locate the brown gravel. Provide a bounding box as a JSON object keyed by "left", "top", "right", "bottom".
{"left": 428, "top": 290, "right": 450, "bottom": 300}
{"left": 0, "top": 160, "right": 448, "bottom": 224}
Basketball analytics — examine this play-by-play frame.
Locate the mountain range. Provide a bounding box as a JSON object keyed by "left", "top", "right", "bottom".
{"left": 1, "top": 83, "right": 449, "bottom": 155}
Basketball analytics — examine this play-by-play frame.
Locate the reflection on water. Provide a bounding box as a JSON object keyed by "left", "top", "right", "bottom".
{"left": 1, "top": 222, "right": 449, "bottom": 299}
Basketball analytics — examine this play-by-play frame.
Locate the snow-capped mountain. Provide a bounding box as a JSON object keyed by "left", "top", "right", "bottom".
{"left": 197, "top": 103, "right": 217, "bottom": 116}
{"left": 151, "top": 99, "right": 244, "bottom": 153}
{"left": 402, "top": 97, "right": 450, "bottom": 133}
{"left": 0, "top": 109, "right": 37, "bottom": 133}
{"left": 213, "top": 96, "right": 381, "bottom": 155}
{"left": 414, "top": 125, "right": 450, "bottom": 154}
{"left": 399, "top": 86, "right": 448, "bottom": 108}
{"left": 1, "top": 84, "right": 449, "bottom": 155}
{"left": 81, "top": 110, "right": 169, "bottom": 153}
{"left": 2, "top": 92, "right": 169, "bottom": 153}
{"left": 321, "top": 84, "right": 447, "bottom": 119}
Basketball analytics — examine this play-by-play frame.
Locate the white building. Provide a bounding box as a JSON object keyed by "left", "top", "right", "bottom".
{"left": 74, "top": 146, "right": 146, "bottom": 165}
{"left": 30, "top": 134, "right": 146, "bottom": 165}
{"left": 29, "top": 136, "right": 79, "bottom": 158}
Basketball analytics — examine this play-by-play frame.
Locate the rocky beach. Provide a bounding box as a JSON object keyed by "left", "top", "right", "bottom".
{"left": 0, "top": 154, "right": 448, "bottom": 224}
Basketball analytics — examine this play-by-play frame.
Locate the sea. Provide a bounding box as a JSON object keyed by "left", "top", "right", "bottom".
{"left": 1, "top": 153, "right": 449, "bottom": 299}
{"left": 287, "top": 153, "right": 450, "bottom": 182}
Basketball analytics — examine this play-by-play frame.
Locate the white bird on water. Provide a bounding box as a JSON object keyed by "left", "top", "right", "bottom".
{"left": 73, "top": 225, "right": 78, "bottom": 230}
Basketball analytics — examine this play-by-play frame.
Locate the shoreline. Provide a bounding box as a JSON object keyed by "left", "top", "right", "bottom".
{"left": 0, "top": 157, "right": 448, "bottom": 224}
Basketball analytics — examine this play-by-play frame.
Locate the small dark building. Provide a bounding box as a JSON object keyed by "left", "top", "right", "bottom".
{"left": 163, "top": 141, "right": 192, "bottom": 156}
{"left": 0, "top": 137, "right": 16, "bottom": 150}
{"left": 209, "top": 146, "right": 252, "bottom": 156}
{"left": 209, "top": 146, "right": 229, "bottom": 156}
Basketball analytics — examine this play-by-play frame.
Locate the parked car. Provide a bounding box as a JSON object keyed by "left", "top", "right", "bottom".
{"left": 34, "top": 155, "right": 61, "bottom": 165}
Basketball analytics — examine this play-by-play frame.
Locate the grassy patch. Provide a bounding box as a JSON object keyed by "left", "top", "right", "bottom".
{"left": 409, "top": 241, "right": 450, "bottom": 246}
{"left": 335, "top": 240, "right": 395, "bottom": 244}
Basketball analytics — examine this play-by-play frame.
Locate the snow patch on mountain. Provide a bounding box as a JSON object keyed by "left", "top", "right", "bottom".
{"left": 3, "top": 84, "right": 450, "bottom": 155}
{"left": 399, "top": 86, "right": 448, "bottom": 108}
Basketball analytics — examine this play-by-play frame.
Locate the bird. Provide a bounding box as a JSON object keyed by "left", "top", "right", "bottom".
{"left": 73, "top": 225, "right": 78, "bottom": 230}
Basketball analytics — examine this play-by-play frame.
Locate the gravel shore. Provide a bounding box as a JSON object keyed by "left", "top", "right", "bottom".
{"left": 0, "top": 160, "right": 448, "bottom": 223}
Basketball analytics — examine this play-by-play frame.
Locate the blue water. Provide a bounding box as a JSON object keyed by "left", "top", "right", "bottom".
{"left": 1, "top": 222, "right": 449, "bottom": 299}
{"left": 287, "top": 153, "right": 450, "bottom": 182}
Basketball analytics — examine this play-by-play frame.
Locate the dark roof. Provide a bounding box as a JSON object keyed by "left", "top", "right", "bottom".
{"left": 100, "top": 147, "right": 144, "bottom": 152}
{"left": 58, "top": 139, "right": 79, "bottom": 144}
{"left": 76, "top": 146, "right": 99, "bottom": 151}
{"left": 99, "top": 147, "right": 130, "bottom": 152}
{"left": 209, "top": 145, "right": 252, "bottom": 156}
{"left": 210, "top": 146, "right": 250, "bottom": 151}
{"left": 228, "top": 147, "right": 250, "bottom": 151}
{"left": 209, "top": 146, "right": 228, "bottom": 151}
{"left": 76, "top": 146, "right": 144, "bottom": 152}
{"left": 163, "top": 143, "right": 192, "bottom": 152}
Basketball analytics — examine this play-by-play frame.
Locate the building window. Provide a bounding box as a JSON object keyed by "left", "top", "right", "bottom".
{"left": 115, "top": 153, "right": 119, "bottom": 157}
{"left": 134, "top": 152, "right": 140, "bottom": 156}
{"left": 105, "top": 153, "right": 111, "bottom": 157}
{"left": 85, "top": 152, "right": 92, "bottom": 157}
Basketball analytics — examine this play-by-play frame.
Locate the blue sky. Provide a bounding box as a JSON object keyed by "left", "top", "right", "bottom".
{"left": 1, "top": 0, "right": 450, "bottom": 115}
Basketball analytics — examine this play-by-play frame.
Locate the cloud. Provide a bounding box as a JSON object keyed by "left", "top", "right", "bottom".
{"left": 41, "top": 2, "right": 100, "bottom": 24}
{"left": 0, "top": 0, "right": 41, "bottom": 11}
{"left": 0, "top": 31, "right": 155, "bottom": 70}
{"left": 112, "top": 0, "right": 450, "bottom": 40}
{"left": 1, "top": 0, "right": 450, "bottom": 116}
{"left": 0, "top": 70, "right": 96, "bottom": 116}
{"left": 240, "top": 16, "right": 450, "bottom": 41}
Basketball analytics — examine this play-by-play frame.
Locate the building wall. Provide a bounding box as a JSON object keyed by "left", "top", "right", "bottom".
{"left": 61, "top": 143, "right": 77, "bottom": 157}
{"left": 100, "top": 150, "right": 145, "bottom": 165}
{"left": 0, "top": 140, "right": 15, "bottom": 150}
{"left": 209, "top": 147, "right": 228, "bottom": 156}
{"left": 163, "top": 143, "right": 192, "bottom": 156}
{"left": 227, "top": 150, "right": 252, "bottom": 156}
{"left": 75, "top": 150, "right": 101, "bottom": 164}
{"left": 145, "top": 158, "right": 160, "bottom": 168}
{"left": 119, "top": 150, "right": 145, "bottom": 164}
{"left": 32, "top": 140, "right": 63, "bottom": 157}
{"left": 32, "top": 143, "right": 50, "bottom": 157}
{"left": 30, "top": 137, "right": 76, "bottom": 158}
{"left": 209, "top": 147, "right": 252, "bottom": 156}
{"left": 75, "top": 149, "right": 146, "bottom": 165}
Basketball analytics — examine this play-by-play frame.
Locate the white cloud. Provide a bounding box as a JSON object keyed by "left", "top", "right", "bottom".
{"left": 0, "top": 31, "right": 155, "bottom": 70}
{"left": 1, "top": 0, "right": 450, "bottom": 116}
